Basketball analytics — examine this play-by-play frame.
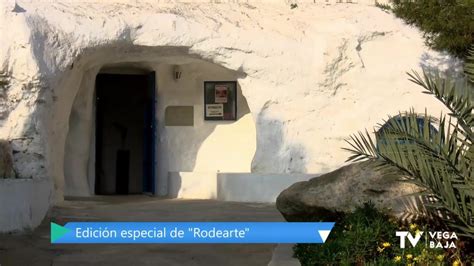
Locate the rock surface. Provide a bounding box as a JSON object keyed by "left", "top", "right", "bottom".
{"left": 0, "top": 1, "right": 459, "bottom": 201}
{"left": 0, "top": 139, "right": 15, "bottom": 178}
{"left": 276, "top": 161, "right": 423, "bottom": 221}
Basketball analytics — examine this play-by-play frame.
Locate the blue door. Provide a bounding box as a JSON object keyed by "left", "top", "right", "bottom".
{"left": 143, "top": 71, "right": 156, "bottom": 194}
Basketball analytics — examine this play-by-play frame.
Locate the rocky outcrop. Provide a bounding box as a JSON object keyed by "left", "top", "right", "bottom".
{"left": 276, "top": 161, "right": 424, "bottom": 221}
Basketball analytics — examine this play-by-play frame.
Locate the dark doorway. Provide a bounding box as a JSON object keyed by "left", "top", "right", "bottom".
{"left": 95, "top": 73, "right": 156, "bottom": 195}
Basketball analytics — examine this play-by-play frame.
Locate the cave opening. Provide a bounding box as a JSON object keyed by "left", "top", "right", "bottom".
{"left": 94, "top": 72, "right": 156, "bottom": 195}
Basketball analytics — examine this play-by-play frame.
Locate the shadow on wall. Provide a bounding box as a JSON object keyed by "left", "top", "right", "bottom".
{"left": 6, "top": 17, "right": 53, "bottom": 180}
{"left": 159, "top": 75, "right": 252, "bottom": 174}
{"left": 251, "top": 100, "right": 308, "bottom": 173}
{"left": 0, "top": 15, "right": 56, "bottom": 231}
{"left": 163, "top": 80, "right": 254, "bottom": 197}
{"left": 419, "top": 52, "right": 464, "bottom": 77}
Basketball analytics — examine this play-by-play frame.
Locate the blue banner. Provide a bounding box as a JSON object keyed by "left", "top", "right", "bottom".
{"left": 51, "top": 222, "right": 335, "bottom": 244}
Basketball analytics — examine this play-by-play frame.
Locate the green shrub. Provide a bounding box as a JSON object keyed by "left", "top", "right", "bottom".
{"left": 0, "top": 71, "right": 8, "bottom": 88}
{"left": 467, "top": 47, "right": 474, "bottom": 82}
{"left": 294, "top": 202, "right": 398, "bottom": 265}
{"left": 375, "top": 1, "right": 392, "bottom": 11}
{"left": 293, "top": 203, "right": 454, "bottom": 265}
{"left": 390, "top": 0, "right": 474, "bottom": 58}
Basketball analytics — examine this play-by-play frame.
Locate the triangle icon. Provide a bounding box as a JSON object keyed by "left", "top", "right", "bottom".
{"left": 318, "top": 230, "right": 331, "bottom": 243}
{"left": 51, "top": 222, "right": 71, "bottom": 243}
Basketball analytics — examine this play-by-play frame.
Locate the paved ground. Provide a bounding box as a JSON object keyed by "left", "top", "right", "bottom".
{"left": 0, "top": 196, "right": 284, "bottom": 266}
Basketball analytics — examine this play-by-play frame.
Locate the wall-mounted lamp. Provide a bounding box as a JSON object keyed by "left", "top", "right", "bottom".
{"left": 173, "top": 65, "right": 182, "bottom": 80}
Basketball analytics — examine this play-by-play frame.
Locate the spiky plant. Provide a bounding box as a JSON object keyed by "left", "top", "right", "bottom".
{"left": 466, "top": 47, "right": 474, "bottom": 83}
{"left": 0, "top": 71, "right": 8, "bottom": 88}
{"left": 344, "top": 50, "right": 474, "bottom": 238}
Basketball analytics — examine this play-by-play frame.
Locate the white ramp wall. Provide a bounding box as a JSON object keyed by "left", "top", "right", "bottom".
{"left": 217, "top": 173, "right": 316, "bottom": 202}
{"left": 168, "top": 172, "right": 317, "bottom": 203}
{"left": 0, "top": 178, "right": 52, "bottom": 233}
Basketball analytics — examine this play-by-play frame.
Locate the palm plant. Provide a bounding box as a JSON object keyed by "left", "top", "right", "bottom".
{"left": 0, "top": 71, "right": 8, "bottom": 88}
{"left": 344, "top": 48, "right": 474, "bottom": 238}
{"left": 467, "top": 47, "right": 474, "bottom": 83}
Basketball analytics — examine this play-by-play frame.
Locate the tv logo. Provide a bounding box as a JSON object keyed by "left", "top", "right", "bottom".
{"left": 396, "top": 231, "right": 423, "bottom": 248}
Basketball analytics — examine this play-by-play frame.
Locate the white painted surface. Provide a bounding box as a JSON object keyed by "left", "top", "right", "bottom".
{"left": 1, "top": 1, "right": 459, "bottom": 202}
{"left": 217, "top": 173, "right": 316, "bottom": 202}
{"left": 0, "top": 0, "right": 464, "bottom": 232}
{"left": 62, "top": 60, "right": 255, "bottom": 197}
{"left": 168, "top": 172, "right": 217, "bottom": 199}
{"left": 169, "top": 172, "right": 316, "bottom": 202}
{"left": 155, "top": 62, "right": 256, "bottom": 196}
{"left": 0, "top": 178, "right": 52, "bottom": 233}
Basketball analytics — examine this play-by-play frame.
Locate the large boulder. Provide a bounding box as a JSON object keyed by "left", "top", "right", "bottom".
{"left": 276, "top": 161, "right": 424, "bottom": 221}
{"left": 0, "top": 139, "right": 15, "bottom": 179}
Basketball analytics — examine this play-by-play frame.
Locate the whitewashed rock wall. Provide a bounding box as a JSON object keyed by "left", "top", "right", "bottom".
{"left": 0, "top": 0, "right": 462, "bottom": 207}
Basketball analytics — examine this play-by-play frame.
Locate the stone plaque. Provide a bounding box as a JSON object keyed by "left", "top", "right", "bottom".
{"left": 165, "top": 106, "right": 194, "bottom": 126}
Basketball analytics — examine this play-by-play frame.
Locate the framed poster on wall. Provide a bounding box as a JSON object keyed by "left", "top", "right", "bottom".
{"left": 204, "top": 81, "right": 237, "bottom": 121}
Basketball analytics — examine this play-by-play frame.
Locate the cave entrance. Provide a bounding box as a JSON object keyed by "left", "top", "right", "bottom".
{"left": 95, "top": 72, "right": 156, "bottom": 195}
